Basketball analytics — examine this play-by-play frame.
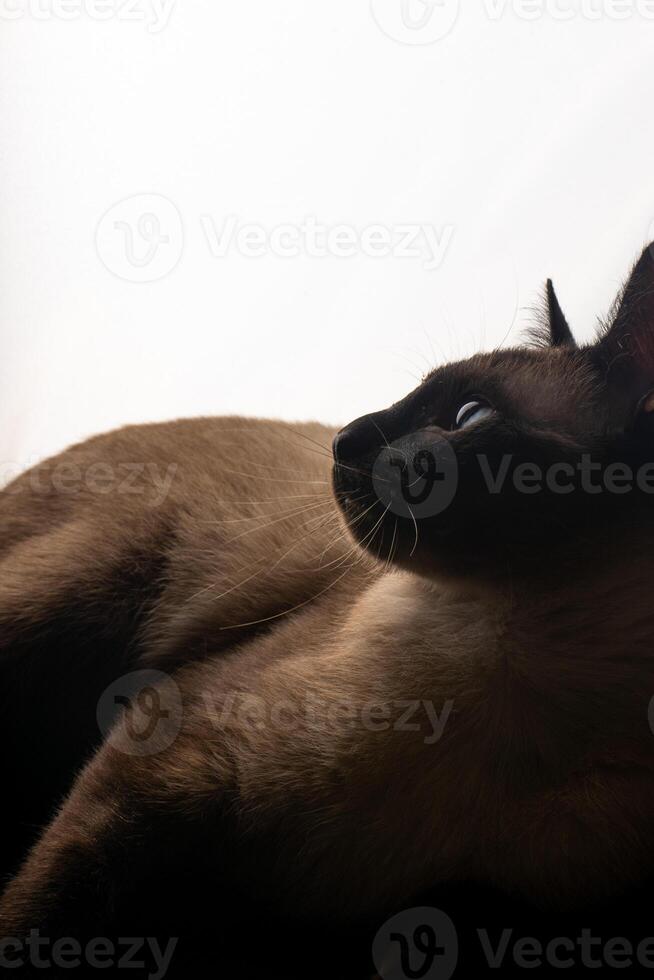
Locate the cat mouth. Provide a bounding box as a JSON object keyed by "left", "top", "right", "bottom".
{"left": 333, "top": 460, "right": 387, "bottom": 545}
{"left": 333, "top": 459, "right": 439, "bottom": 567}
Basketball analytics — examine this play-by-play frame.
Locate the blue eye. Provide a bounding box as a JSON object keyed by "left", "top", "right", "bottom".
{"left": 455, "top": 400, "right": 493, "bottom": 429}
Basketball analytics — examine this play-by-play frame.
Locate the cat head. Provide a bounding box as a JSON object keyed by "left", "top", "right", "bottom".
{"left": 333, "top": 244, "right": 654, "bottom": 582}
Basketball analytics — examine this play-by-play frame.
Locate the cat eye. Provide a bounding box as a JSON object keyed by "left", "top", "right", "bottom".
{"left": 454, "top": 399, "right": 493, "bottom": 429}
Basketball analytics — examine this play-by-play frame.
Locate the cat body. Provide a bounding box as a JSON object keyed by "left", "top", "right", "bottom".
{"left": 4, "top": 247, "right": 654, "bottom": 966}
{"left": 0, "top": 418, "right": 349, "bottom": 874}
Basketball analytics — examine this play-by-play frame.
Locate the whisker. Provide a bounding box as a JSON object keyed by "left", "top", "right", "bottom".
{"left": 218, "top": 564, "right": 359, "bottom": 631}
{"left": 190, "top": 508, "right": 337, "bottom": 605}
{"left": 384, "top": 518, "right": 398, "bottom": 573}
{"left": 369, "top": 416, "right": 408, "bottom": 466}
{"left": 215, "top": 466, "right": 330, "bottom": 485}
{"left": 407, "top": 504, "right": 419, "bottom": 558}
{"left": 311, "top": 500, "right": 381, "bottom": 571}
{"left": 342, "top": 505, "right": 390, "bottom": 576}
{"left": 352, "top": 501, "right": 388, "bottom": 554}
{"left": 222, "top": 500, "right": 332, "bottom": 546}
{"left": 313, "top": 513, "right": 360, "bottom": 564}
{"left": 219, "top": 500, "right": 390, "bottom": 631}
{"left": 372, "top": 505, "right": 391, "bottom": 561}
{"left": 201, "top": 494, "right": 331, "bottom": 508}
{"left": 265, "top": 421, "right": 389, "bottom": 483}
{"left": 200, "top": 495, "right": 331, "bottom": 526}
{"left": 270, "top": 420, "right": 333, "bottom": 455}
{"left": 422, "top": 329, "right": 438, "bottom": 371}
{"left": 266, "top": 425, "right": 390, "bottom": 487}
{"left": 333, "top": 461, "right": 379, "bottom": 480}
{"left": 230, "top": 457, "right": 331, "bottom": 476}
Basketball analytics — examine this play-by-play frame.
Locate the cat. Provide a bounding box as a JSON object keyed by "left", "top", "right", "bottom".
{"left": 3, "top": 244, "right": 654, "bottom": 975}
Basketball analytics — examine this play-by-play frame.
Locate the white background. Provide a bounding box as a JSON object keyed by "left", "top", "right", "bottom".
{"left": 2, "top": 0, "right": 654, "bottom": 473}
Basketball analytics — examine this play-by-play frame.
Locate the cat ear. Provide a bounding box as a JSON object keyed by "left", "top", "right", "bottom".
{"left": 546, "top": 279, "right": 575, "bottom": 347}
{"left": 595, "top": 244, "right": 654, "bottom": 422}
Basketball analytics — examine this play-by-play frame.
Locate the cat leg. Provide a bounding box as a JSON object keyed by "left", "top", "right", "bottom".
{"left": 0, "top": 686, "right": 240, "bottom": 945}
{"left": 0, "top": 514, "right": 170, "bottom": 878}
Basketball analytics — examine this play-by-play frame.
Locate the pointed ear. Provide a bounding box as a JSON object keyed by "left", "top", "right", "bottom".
{"left": 595, "top": 244, "right": 654, "bottom": 423}
{"left": 546, "top": 279, "right": 575, "bottom": 347}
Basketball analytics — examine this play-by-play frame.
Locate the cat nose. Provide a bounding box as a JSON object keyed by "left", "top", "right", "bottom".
{"left": 333, "top": 415, "right": 382, "bottom": 463}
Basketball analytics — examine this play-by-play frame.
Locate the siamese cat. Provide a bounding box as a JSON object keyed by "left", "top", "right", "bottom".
{"left": 3, "top": 245, "right": 654, "bottom": 970}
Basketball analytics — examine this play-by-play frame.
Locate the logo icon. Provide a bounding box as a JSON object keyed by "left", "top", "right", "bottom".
{"left": 373, "top": 907, "right": 458, "bottom": 980}
{"left": 372, "top": 434, "right": 458, "bottom": 519}
{"left": 370, "top": 0, "right": 460, "bottom": 45}
{"left": 97, "top": 669, "right": 183, "bottom": 756}
{"left": 96, "top": 193, "right": 183, "bottom": 282}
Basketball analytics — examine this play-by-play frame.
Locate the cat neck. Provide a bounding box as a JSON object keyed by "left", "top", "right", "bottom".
{"left": 356, "top": 542, "right": 654, "bottom": 779}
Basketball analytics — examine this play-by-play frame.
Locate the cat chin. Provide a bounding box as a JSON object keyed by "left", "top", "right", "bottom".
{"left": 341, "top": 513, "right": 512, "bottom": 596}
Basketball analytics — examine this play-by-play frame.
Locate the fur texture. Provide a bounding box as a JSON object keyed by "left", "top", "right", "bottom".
{"left": 4, "top": 247, "right": 654, "bottom": 974}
